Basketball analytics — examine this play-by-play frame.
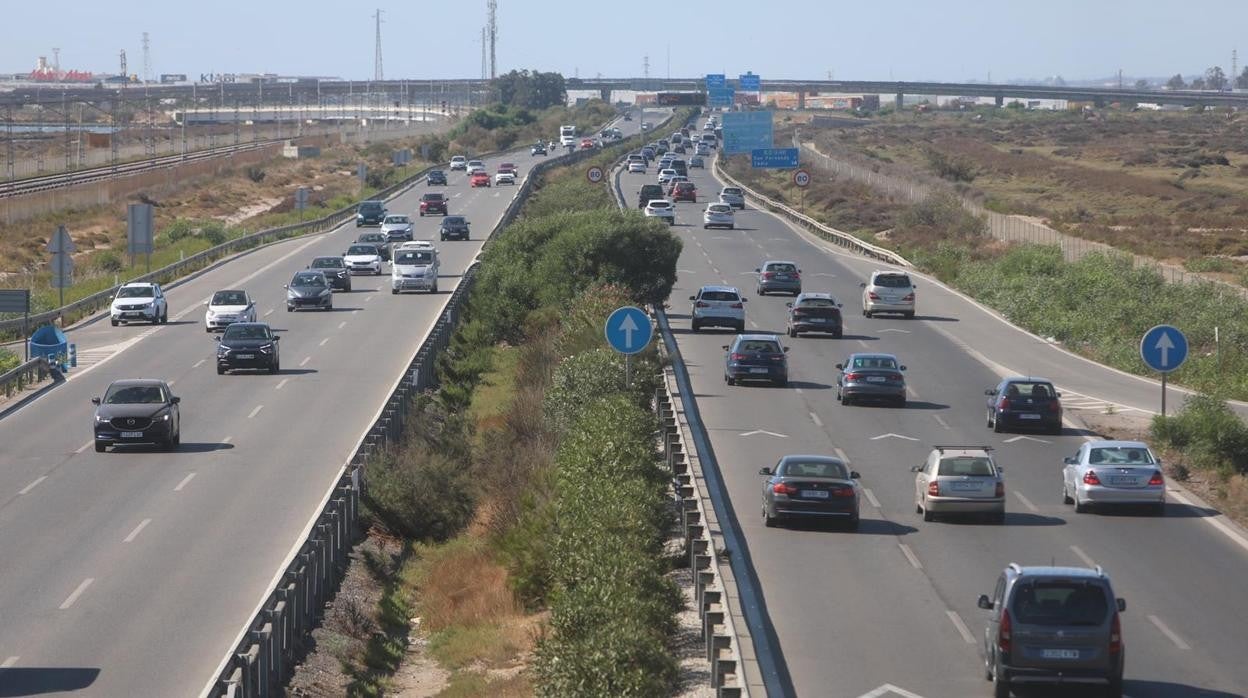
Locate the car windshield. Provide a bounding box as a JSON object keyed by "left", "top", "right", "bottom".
{"left": 1088, "top": 446, "right": 1155, "bottom": 465}
{"left": 384, "top": 216, "right": 409, "bottom": 224}
{"left": 311, "top": 258, "right": 342, "bottom": 269}
{"left": 736, "top": 340, "right": 782, "bottom": 354}
{"left": 700, "top": 290, "right": 739, "bottom": 302}
{"left": 851, "top": 356, "right": 898, "bottom": 370}
{"left": 1011, "top": 581, "right": 1109, "bottom": 627}
{"left": 675, "top": 183, "right": 694, "bottom": 190}
{"left": 347, "top": 245, "right": 376, "bottom": 255}
{"left": 782, "top": 460, "right": 848, "bottom": 479}
{"left": 223, "top": 325, "right": 271, "bottom": 340}
{"left": 423, "top": 194, "right": 444, "bottom": 201}
{"left": 104, "top": 384, "right": 166, "bottom": 404}
{"left": 211, "top": 291, "right": 247, "bottom": 306}
{"left": 443, "top": 217, "right": 466, "bottom": 226}
{"left": 293, "top": 273, "right": 325, "bottom": 286}
{"left": 117, "top": 286, "right": 154, "bottom": 298}
{"left": 938, "top": 457, "right": 995, "bottom": 476}
{"left": 396, "top": 250, "right": 433, "bottom": 264}
{"left": 359, "top": 203, "right": 382, "bottom": 212}
{"left": 1004, "top": 382, "right": 1056, "bottom": 399}
{"left": 723, "top": 188, "right": 743, "bottom": 196}
{"left": 797, "top": 298, "right": 835, "bottom": 308}
{"left": 767, "top": 263, "right": 797, "bottom": 273}
{"left": 875, "top": 274, "right": 912, "bottom": 288}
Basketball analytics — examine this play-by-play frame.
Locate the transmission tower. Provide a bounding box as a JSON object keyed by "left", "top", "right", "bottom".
{"left": 142, "top": 32, "right": 152, "bottom": 83}
{"left": 119, "top": 49, "right": 127, "bottom": 78}
{"left": 1233, "top": 49, "right": 1239, "bottom": 88}
{"left": 481, "top": 26, "right": 487, "bottom": 80}
{"left": 643, "top": 55, "right": 650, "bottom": 80}
{"left": 373, "top": 9, "right": 384, "bottom": 82}
{"left": 487, "top": 0, "right": 498, "bottom": 79}
{"left": 52, "top": 48, "right": 60, "bottom": 77}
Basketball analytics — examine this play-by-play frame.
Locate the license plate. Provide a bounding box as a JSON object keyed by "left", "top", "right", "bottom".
{"left": 1042, "top": 649, "right": 1080, "bottom": 660}
{"left": 1019, "top": 413, "right": 1042, "bottom": 420}
{"left": 951, "top": 482, "right": 981, "bottom": 491}
{"left": 1109, "top": 476, "right": 1137, "bottom": 485}
{"left": 811, "top": 317, "right": 827, "bottom": 322}
{"left": 749, "top": 368, "right": 769, "bottom": 374}
{"left": 125, "top": 312, "right": 145, "bottom": 318}
{"left": 236, "top": 354, "right": 255, "bottom": 360}
{"left": 865, "top": 376, "right": 887, "bottom": 383}
{"left": 121, "top": 431, "right": 143, "bottom": 438}
{"left": 801, "top": 490, "right": 830, "bottom": 499}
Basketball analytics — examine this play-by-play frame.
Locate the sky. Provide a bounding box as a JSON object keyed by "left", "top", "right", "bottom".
{"left": 4, "top": 0, "right": 1247, "bottom": 83}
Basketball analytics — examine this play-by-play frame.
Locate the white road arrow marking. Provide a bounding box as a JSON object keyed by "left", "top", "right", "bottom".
{"left": 618, "top": 314, "right": 639, "bottom": 349}
{"left": 878, "top": 328, "right": 912, "bottom": 334}
{"left": 738, "top": 430, "right": 788, "bottom": 438}
{"left": 870, "top": 433, "right": 919, "bottom": 441}
{"left": 1003, "top": 435, "right": 1051, "bottom": 444}
{"left": 857, "top": 683, "right": 926, "bottom": 698}
{"left": 1155, "top": 332, "right": 1175, "bottom": 368}
{"left": 814, "top": 272, "right": 836, "bottom": 277}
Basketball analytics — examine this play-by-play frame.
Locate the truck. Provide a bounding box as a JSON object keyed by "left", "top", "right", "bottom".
{"left": 559, "top": 124, "right": 577, "bottom": 145}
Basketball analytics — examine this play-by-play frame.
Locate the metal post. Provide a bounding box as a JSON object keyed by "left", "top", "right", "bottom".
{"left": 626, "top": 354, "right": 633, "bottom": 389}
{"left": 1161, "top": 373, "right": 1167, "bottom": 417}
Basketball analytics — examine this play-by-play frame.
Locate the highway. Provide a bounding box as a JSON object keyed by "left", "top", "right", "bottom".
{"left": 619, "top": 137, "right": 1248, "bottom": 697}
{"left": 0, "top": 111, "right": 647, "bottom": 696}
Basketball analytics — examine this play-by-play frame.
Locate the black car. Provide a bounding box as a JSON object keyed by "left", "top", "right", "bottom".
{"left": 216, "top": 322, "right": 281, "bottom": 375}
{"left": 724, "top": 334, "right": 789, "bottom": 387}
{"left": 759, "top": 455, "right": 861, "bottom": 530}
{"left": 356, "top": 200, "right": 386, "bottom": 227}
{"left": 308, "top": 256, "right": 352, "bottom": 291}
{"left": 92, "top": 379, "right": 181, "bottom": 452}
{"left": 638, "top": 184, "right": 665, "bottom": 209}
{"left": 286, "top": 270, "right": 333, "bottom": 311}
{"left": 531, "top": 143, "right": 547, "bottom": 156}
{"left": 439, "top": 216, "right": 471, "bottom": 241}
{"left": 426, "top": 169, "right": 448, "bottom": 186}
{"left": 986, "top": 377, "right": 1063, "bottom": 434}
{"left": 786, "top": 293, "right": 843, "bottom": 338}
{"left": 356, "top": 231, "right": 392, "bottom": 261}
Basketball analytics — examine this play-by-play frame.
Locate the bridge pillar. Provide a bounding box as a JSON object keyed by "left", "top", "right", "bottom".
{"left": 600, "top": 88, "right": 611, "bottom": 102}
{"left": 894, "top": 93, "right": 904, "bottom": 111}
{"left": 995, "top": 95, "right": 1004, "bottom": 108}
{"left": 797, "top": 91, "right": 806, "bottom": 110}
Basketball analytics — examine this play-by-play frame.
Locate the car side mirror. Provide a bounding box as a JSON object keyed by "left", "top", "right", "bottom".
{"left": 899, "top": 365, "right": 907, "bottom": 371}
{"left": 1063, "top": 457, "right": 1077, "bottom": 465}
{"left": 838, "top": 303, "right": 844, "bottom": 308}
{"left": 273, "top": 336, "right": 281, "bottom": 341}
{"left": 783, "top": 347, "right": 790, "bottom": 353}
{"left": 835, "top": 363, "right": 843, "bottom": 370}
{"left": 785, "top": 302, "right": 793, "bottom": 308}
{"left": 911, "top": 465, "right": 923, "bottom": 472}
{"left": 977, "top": 595, "right": 993, "bottom": 610}
{"left": 850, "top": 471, "right": 861, "bottom": 479}
{"left": 1116, "top": 598, "right": 1126, "bottom": 612}
{"left": 91, "top": 397, "right": 101, "bottom": 405}
{"left": 985, "top": 389, "right": 997, "bottom": 396}
{"left": 170, "top": 396, "right": 181, "bottom": 404}
{"left": 742, "top": 298, "right": 748, "bottom": 302}
{"left": 859, "top": 282, "right": 867, "bottom": 287}
{"left": 754, "top": 268, "right": 761, "bottom": 272}
{"left": 758, "top": 467, "right": 772, "bottom": 476}
{"left": 283, "top": 284, "right": 289, "bottom": 289}
{"left": 689, "top": 295, "right": 696, "bottom": 301}
{"left": 722, "top": 345, "right": 730, "bottom": 350}
{"left": 1055, "top": 392, "right": 1062, "bottom": 398}
{"left": 202, "top": 300, "right": 209, "bottom": 306}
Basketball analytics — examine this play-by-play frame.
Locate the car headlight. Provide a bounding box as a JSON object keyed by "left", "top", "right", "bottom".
{"left": 319, "top": 288, "right": 331, "bottom": 296}
{"left": 95, "top": 413, "right": 106, "bottom": 423}
{"left": 205, "top": 309, "right": 217, "bottom": 319}
{"left": 259, "top": 343, "right": 274, "bottom": 354}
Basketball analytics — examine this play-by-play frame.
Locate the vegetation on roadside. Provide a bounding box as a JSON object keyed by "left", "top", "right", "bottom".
{"left": 0, "top": 347, "right": 19, "bottom": 373}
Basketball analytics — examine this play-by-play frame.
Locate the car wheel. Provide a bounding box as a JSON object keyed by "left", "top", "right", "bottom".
{"left": 159, "top": 310, "right": 168, "bottom": 324}
{"left": 787, "top": 326, "right": 796, "bottom": 337}
{"left": 905, "top": 311, "right": 915, "bottom": 319}
{"left": 763, "top": 505, "right": 777, "bottom": 528}
{"left": 991, "top": 511, "right": 1006, "bottom": 525}
{"left": 269, "top": 360, "right": 280, "bottom": 375}
{"left": 992, "top": 664, "right": 1010, "bottom": 698}
{"left": 833, "top": 330, "right": 843, "bottom": 339}
{"left": 217, "top": 365, "right": 226, "bottom": 375}
{"left": 864, "top": 310, "right": 873, "bottom": 318}
{"left": 95, "top": 442, "right": 106, "bottom": 453}
{"left": 286, "top": 306, "right": 293, "bottom": 312}
{"left": 726, "top": 375, "right": 735, "bottom": 386}
{"left": 111, "top": 319, "right": 119, "bottom": 327}
{"left": 391, "top": 287, "right": 399, "bottom": 295}
{"left": 1153, "top": 501, "right": 1166, "bottom": 517}
{"left": 727, "top": 225, "right": 734, "bottom": 230}
{"left": 774, "top": 377, "right": 787, "bottom": 388}
{"left": 703, "top": 224, "right": 708, "bottom": 229}
{"left": 171, "top": 429, "right": 180, "bottom": 449}
{"left": 922, "top": 505, "right": 934, "bottom": 522}
{"left": 1049, "top": 423, "right": 1063, "bottom": 436}
{"left": 895, "top": 397, "right": 906, "bottom": 408}
{"left": 1107, "top": 675, "right": 1124, "bottom": 698}
{"left": 1074, "top": 495, "right": 1089, "bottom": 514}
{"left": 757, "top": 288, "right": 765, "bottom": 296}
{"left": 1062, "top": 482, "right": 1074, "bottom": 505}
{"left": 691, "top": 321, "right": 700, "bottom": 333}
{"left": 419, "top": 212, "right": 424, "bottom": 217}
{"left": 992, "top": 413, "right": 1005, "bottom": 433}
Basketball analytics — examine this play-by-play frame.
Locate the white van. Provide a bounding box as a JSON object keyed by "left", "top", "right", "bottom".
{"left": 391, "top": 245, "right": 440, "bottom": 294}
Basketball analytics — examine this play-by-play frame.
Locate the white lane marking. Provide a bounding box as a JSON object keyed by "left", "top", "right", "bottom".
{"left": 18, "top": 476, "right": 47, "bottom": 495}
{"left": 1069, "top": 545, "right": 1097, "bottom": 568}
{"left": 264, "top": 309, "right": 274, "bottom": 317}
{"left": 933, "top": 414, "right": 951, "bottom": 429}
{"left": 863, "top": 488, "right": 881, "bottom": 509}
{"left": 1148, "top": 615, "right": 1191, "bottom": 650}
{"left": 946, "top": 610, "right": 976, "bottom": 644}
{"left": 1168, "top": 490, "right": 1248, "bottom": 555}
{"left": 123, "top": 518, "right": 152, "bottom": 543}
{"left": 174, "top": 472, "right": 196, "bottom": 491}
{"left": 871, "top": 433, "right": 919, "bottom": 441}
{"left": 247, "top": 405, "right": 264, "bottom": 419}
{"left": 712, "top": 267, "right": 721, "bottom": 275}
{"left": 193, "top": 359, "right": 206, "bottom": 368}
{"left": 906, "top": 386, "right": 919, "bottom": 399}
{"left": 1003, "top": 435, "right": 1051, "bottom": 444}
{"left": 1013, "top": 491, "right": 1039, "bottom": 513}
{"left": 748, "top": 320, "right": 759, "bottom": 329}
{"left": 898, "top": 543, "right": 922, "bottom": 569}
{"left": 737, "top": 430, "right": 788, "bottom": 438}
{"left": 318, "top": 338, "right": 329, "bottom": 347}
{"left": 59, "top": 578, "right": 94, "bottom": 609}
{"left": 365, "top": 295, "right": 374, "bottom": 302}
{"left": 834, "top": 447, "right": 850, "bottom": 462}
{"left": 809, "top": 411, "right": 823, "bottom": 427}
{"left": 337, "top": 321, "right": 347, "bottom": 329}
{"left": 299, "top": 356, "right": 311, "bottom": 367}
{"left": 275, "top": 378, "right": 289, "bottom": 390}
{"left": 2, "top": 656, "right": 18, "bottom": 668}
{"left": 75, "top": 440, "right": 93, "bottom": 454}
{"left": 857, "top": 339, "right": 869, "bottom": 348}
{"left": 794, "top": 387, "right": 803, "bottom": 394}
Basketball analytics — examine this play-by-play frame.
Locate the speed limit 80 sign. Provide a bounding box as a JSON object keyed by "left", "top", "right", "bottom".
{"left": 793, "top": 169, "right": 811, "bottom": 188}
{"left": 586, "top": 166, "right": 605, "bottom": 183}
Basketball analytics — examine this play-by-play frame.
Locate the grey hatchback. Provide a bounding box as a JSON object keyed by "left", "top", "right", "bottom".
{"left": 977, "top": 564, "right": 1126, "bottom": 698}
{"left": 759, "top": 455, "right": 861, "bottom": 530}
{"left": 836, "top": 353, "right": 907, "bottom": 407}
{"left": 756, "top": 260, "right": 802, "bottom": 296}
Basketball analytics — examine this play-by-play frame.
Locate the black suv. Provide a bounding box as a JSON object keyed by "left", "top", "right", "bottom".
{"left": 308, "top": 256, "right": 351, "bottom": 291}
{"left": 356, "top": 200, "right": 386, "bottom": 227}
{"left": 216, "top": 322, "right": 281, "bottom": 375}
{"left": 92, "top": 379, "right": 181, "bottom": 452}
{"left": 426, "top": 170, "right": 448, "bottom": 186}
{"left": 638, "top": 184, "right": 665, "bottom": 209}
{"left": 439, "top": 216, "right": 471, "bottom": 241}
{"left": 786, "top": 293, "right": 843, "bottom": 338}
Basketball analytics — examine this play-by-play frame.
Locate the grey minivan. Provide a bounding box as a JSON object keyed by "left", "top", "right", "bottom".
{"left": 978, "top": 564, "right": 1126, "bottom": 698}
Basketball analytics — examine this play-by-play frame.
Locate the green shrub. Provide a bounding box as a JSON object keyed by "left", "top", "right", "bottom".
{"left": 91, "top": 251, "right": 125, "bottom": 273}
{"left": 199, "top": 222, "right": 229, "bottom": 246}
{"left": 0, "top": 348, "right": 19, "bottom": 373}
{"left": 163, "top": 219, "right": 195, "bottom": 242}
{"left": 245, "top": 166, "right": 266, "bottom": 183}
{"left": 544, "top": 348, "right": 658, "bottom": 436}
{"left": 365, "top": 441, "right": 476, "bottom": 541}
{"left": 1151, "top": 394, "right": 1248, "bottom": 475}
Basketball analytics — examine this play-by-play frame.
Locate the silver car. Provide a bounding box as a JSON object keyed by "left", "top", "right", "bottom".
{"left": 380, "top": 215, "right": 414, "bottom": 242}
{"left": 836, "top": 352, "right": 907, "bottom": 407}
{"left": 644, "top": 199, "right": 676, "bottom": 225}
{"left": 718, "top": 187, "right": 745, "bottom": 209}
{"left": 703, "top": 203, "right": 734, "bottom": 230}
{"left": 861, "top": 270, "right": 917, "bottom": 318}
{"left": 1062, "top": 440, "right": 1166, "bottom": 515}
{"left": 912, "top": 445, "right": 1005, "bottom": 523}
{"left": 756, "top": 260, "right": 802, "bottom": 296}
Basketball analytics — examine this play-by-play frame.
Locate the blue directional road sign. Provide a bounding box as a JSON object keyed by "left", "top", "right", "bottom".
{"left": 723, "top": 111, "right": 774, "bottom": 155}
{"left": 739, "top": 72, "right": 761, "bottom": 91}
{"left": 1140, "top": 324, "right": 1188, "bottom": 373}
{"left": 751, "top": 147, "right": 799, "bottom": 169}
{"left": 707, "top": 87, "right": 735, "bottom": 108}
{"left": 605, "top": 306, "right": 653, "bottom": 355}
{"left": 705, "top": 73, "right": 726, "bottom": 89}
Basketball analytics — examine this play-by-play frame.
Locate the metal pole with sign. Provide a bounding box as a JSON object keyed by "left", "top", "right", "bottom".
{"left": 1139, "top": 324, "right": 1188, "bottom": 416}
{"left": 47, "top": 225, "right": 76, "bottom": 312}
{"left": 127, "top": 203, "right": 154, "bottom": 273}
{"left": 794, "top": 169, "right": 811, "bottom": 214}
{"left": 0, "top": 290, "right": 31, "bottom": 360}
{"left": 295, "top": 186, "right": 309, "bottom": 222}
{"left": 604, "top": 306, "right": 654, "bottom": 389}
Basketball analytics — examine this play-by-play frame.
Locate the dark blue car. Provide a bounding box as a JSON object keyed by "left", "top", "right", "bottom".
{"left": 426, "top": 170, "right": 448, "bottom": 186}
{"left": 986, "top": 377, "right": 1063, "bottom": 434}
{"left": 724, "top": 334, "right": 789, "bottom": 387}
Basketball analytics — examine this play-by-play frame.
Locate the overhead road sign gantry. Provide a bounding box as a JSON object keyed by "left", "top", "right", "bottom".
{"left": 739, "top": 72, "right": 761, "bottom": 92}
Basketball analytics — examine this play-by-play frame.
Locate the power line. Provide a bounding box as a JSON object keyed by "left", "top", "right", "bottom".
{"left": 373, "top": 9, "right": 384, "bottom": 82}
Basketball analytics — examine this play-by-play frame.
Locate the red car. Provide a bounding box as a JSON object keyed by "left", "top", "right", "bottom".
{"left": 419, "top": 192, "right": 448, "bottom": 216}
{"left": 672, "top": 182, "right": 697, "bottom": 203}
{"left": 579, "top": 138, "right": 595, "bottom": 150}
{"left": 470, "top": 171, "right": 491, "bottom": 187}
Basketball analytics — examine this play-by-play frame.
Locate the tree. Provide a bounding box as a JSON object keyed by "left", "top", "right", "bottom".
{"left": 1166, "top": 73, "right": 1186, "bottom": 90}
{"left": 1190, "top": 77, "right": 1207, "bottom": 90}
{"left": 1205, "top": 66, "right": 1228, "bottom": 91}
{"left": 1237, "top": 67, "right": 1248, "bottom": 90}
{"left": 1134, "top": 79, "right": 1150, "bottom": 90}
{"left": 491, "top": 69, "right": 567, "bottom": 110}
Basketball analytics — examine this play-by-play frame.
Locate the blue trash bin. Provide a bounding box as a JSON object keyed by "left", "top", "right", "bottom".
{"left": 28, "top": 325, "right": 69, "bottom": 372}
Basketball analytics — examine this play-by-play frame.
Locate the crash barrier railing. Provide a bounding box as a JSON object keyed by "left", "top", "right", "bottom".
{"left": 0, "top": 356, "right": 52, "bottom": 401}
{"left": 712, "top": 153, "right": 912, "bottom": 268}
{"left": 202, "top": 112, "right": 670, "bottom": 698}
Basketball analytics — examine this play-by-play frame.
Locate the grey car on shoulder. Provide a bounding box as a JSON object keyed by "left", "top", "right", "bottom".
{"left": 1062, "top": 440, "right": 1166, "bottom": 515}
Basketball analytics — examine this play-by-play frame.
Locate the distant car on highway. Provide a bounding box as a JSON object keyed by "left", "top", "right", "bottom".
{"left": 580, "top": 137, "right": 595, "bottom": 150}
{"left": 986, "top": 377, "right": 1063, "bottom": 434}
{"left": 391, "top": 245, "right": 439, "bottom": 294}
{"left": 420, "top": 192, "right": 448, "bottom": 216}
{"left": 92, "top": 379, "right": 181, "bottom": 452}
{"left": 638, "top": 184, "right": 665, "bottom": 209}
{"left": 308, "top": 256, "right": 351, "bottom": 292}
{"left": 718, "top": 187, "right": 745, "bottom": 209}
{"left": 494, "top": 170, "right": 516, "bottom": 186}
{"left": 466, "top": 160, "right": 486, "bottom": 175}
{"left": 216, "top": 322, "right": 280, "bottom": 375}
{"left": 759, "top": 455, "right": 861, "bottom": 530}
{"left": 355, "top": 200, "right": 386, "bottom": 227}
{"left": 912, "top": 445, "right": 1005, "bottom": 523}
{"left": 689, "top": 155, "right": 705, "bottom": 169}
{"left": 836, "top": 352, "right": 907, "bottom": 407}
{"left": 285, "top": 270, "right": 333, "bottom": 312}
{"left": 977, "top": 564, "right": 1127, "bottom": 698}
{"left": 1062, "top": 440, "right": 1166, "bottom": 515}
{"left": 531, "top": 142, "right": 547, "bottom": 156}
{"left": 426, "top": 170, "right": 448, "bottom": 186}
{"left": 861, "top": 270, "right": 916, "bottom": 319}
{"left": 470, "top": 171, "right": 491, "bottom": 187}
{"left": 381, "top": 215, "right": 414, "bottom": 242}
{"left": 356, "top": 231, "right": 391, "bottom": 261}
{"left": 702, "top": 202, "right": 734, "bottom": 229}
{"left": 110, "top": 282, "right": 168, "bottom": 327}
{"left": 695, "top": 143, "right": 711, "bottom": 156}
{"left": 343, "top": 244, "right": 384, "bottom": 275}
{"left": 690, "top": 285, "right": 746, "bottom": 333}
{"left": 628, "top": 160, "right": 647, "bottom": 174}
{"left": 723, "top": 334, "right": 789, "bottom": 387}
{"left": 785, "top": 293, "right": 842, "bottom": 338}
{"left": 439, "top": 216, "right": 471, "bottom": 241}
{"left": 756, "top": 260, "right": 802, "bottom": 296}
{"left": 643, "top": 199, "right": 676, "bottom": 225}
{"left": 672, "top": 181, "right": 697, "bottom": 203}
{"left": 623, "top": 113, "right": 633, "bottom": 121}
{"left": 204, "top": 289, "right": 256, "bottom": 332}
{"left": 449, "top": 155, "right": 467, "bottom": 171}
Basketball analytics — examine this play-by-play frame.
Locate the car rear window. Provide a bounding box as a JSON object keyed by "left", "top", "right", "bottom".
{"left": 737, "top": 340, "right": 781, "bottom": 353}
{"left": 700, "top": 290, "right": 739, "bottom": 301}
{"left": 423, "top": 194, "right": 444, "bottom": 201}
{"left": 938, "top": 457, "right": 995, "bottom": 476}
{"left": 782, "top": 461, "right": 848, "bottom": 479}
{"left": 675, "top": 183, "right": 694, "bottom": 190}
{"left": 1088, "top": 447, "right": 1155, "bottom": 465}
{"left": 851, "top": 356, "right": 898, "bottom": 370}
{"left": 649, "top": 201, "right": 672, "bottom": 209}
{"left": 798, "top": 298, "right": 837, "bottom": 308}
{"left": 766, "top": 263, "right": 797, "bottom": 273}
{"left": 212, "top": 291, "right": 247, "bottom": 305}
{"left": 874, "top": 274, "right": 913, "bottom": 288}
{"left": 708, "top": 204, "right": 732, "bottom": 213}
{"left": 1004, "top": 382, "right": 1056, "bottom": 399}
{"left": 1011, "top": 581, "right": 1109, "bottom": 626}
{"left": 723, "top": 188, "right": 743, "bottom": 196}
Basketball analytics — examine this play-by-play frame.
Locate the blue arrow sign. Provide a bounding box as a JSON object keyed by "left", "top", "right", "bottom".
{"left": 1140, "top": 324, "right": 1188, "bottom": 373}
{"left": 605, "top": 306, "right": 653, "bottom": 355}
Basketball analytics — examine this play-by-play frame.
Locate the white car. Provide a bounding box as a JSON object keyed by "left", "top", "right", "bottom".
{"left": 398, "top": 239, "right": 436, "bottom": 250}
{"left": 657, "top": 168, "right": 678, "bottom": 185}
{"left": 449, "top": 155, "right": 467, "bottom": 171}
{"left": 644, "top": 199, "right": 676, "bottom": 225}
{"left": 494, "top": 171, "right": 516, "bottom": 186}
{"left": 689, "top": 285, "right": 745, "bottom": 333}
{"left": 380, "top": 215, "right": 414, "bottom": 242}
{"left": 466, "top": 160, "right": 486, "bottom": 175}
{"left": 718, "top": 187, "right": 745, "bottom": 209}
{"left": 628, "top": 160, "right": 647, "bottom": 174}
{"left": 343, "top": 243, "right": 384, "bottom": 275}
{"left": 861, "top": 270, "right": 917, "bottom": 319}
{"left": 703, "top": 203, "right": 735, "bottom": 230}
{"left": 391, "top": 245, "right": 439, "bottom": 294}
{"left": 110, "top": 282, "right": 168, "bottom": 326}
{"left": 204, "top": 289, "right": 256, "bottom": 332}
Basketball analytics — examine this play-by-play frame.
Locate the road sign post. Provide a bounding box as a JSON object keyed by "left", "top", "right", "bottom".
{"left": 1140, "top": 324, "right": 1189, "bottom": 416}
{"left": 0, "top": 289, "right": 31, "bottom": 360}
{"left": 295, "top": 186, "right": 310, "bottom": 221}
{"left": 794, "top": 169, "right": 811, "bottom": 213}
{"left": 586, "top": 166, "right": 604, "bottom": 184}
{"left": 605, "top": 306, "right": 654, "bottom": 389}
{"left": 127, "top": 203, "right": 154, "bottom": 272}
{"left": 750, "top": 148, "right": 799, "bottom": 169}
{"left": 47, "top": 225, "right": 77, "bottom": 312}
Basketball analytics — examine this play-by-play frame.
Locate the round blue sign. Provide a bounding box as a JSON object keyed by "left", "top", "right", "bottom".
{"left": 1139, "top": 324, "right": 1188, "bottom": 373}
{"left": 604, "top": 306, "right": 653, "bottom": 355}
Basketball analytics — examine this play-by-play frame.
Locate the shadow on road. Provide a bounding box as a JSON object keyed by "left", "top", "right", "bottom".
{"left": 0, "top": 667, "right": 100, "bottom": 696}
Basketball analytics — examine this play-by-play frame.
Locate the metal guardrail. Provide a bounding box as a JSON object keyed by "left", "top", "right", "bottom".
{"left": 0, "top": 356, "right": 52, "bottom": 400}
{"left": 712, "top": 154, "right": 913, "bottom": 268}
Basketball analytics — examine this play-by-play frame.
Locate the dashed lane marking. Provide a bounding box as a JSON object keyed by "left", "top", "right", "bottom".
{"left": 18, "top": 476, "right": 46, "bottom": 495}
{"left": 898, "top": 543, "right": 922, "bottom": 569}
{"left": 247, "top": 405, "right": 263, "bottom": 419}
{"left": 59, "top": 578, "right": 94, "bottom": 610}
{"left": 1070, "top": 545, "right": 1097, "bottom": 568}
{"left": 1013, "top": 491, "right": 1039, "bottom": 513}
{"left": 946, "top": 610, "right": 976, "bottom": 644}
{"left": 1148, "top": 615, "right": 1191, "bottom": 650}
{"left": 173, "top": 473, "right": 196, "bottom": 492}
{"left": 123, "top": 519, "right": 151, "bottom": 543}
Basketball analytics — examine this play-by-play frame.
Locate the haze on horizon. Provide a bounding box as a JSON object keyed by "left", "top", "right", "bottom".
{"left": 4, "top": 0, "right": 1246, "bottom": 84}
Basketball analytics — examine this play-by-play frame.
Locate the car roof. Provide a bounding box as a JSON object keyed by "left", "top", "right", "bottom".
{"left": 698, "top": 285, "right": 739, "bottom": 293}
{"left": 224, "top": 321, "right": 269, "bottom": 329}
{"left": 933, "top": 447, "right": 994, "bottom": 459}
{"left": 360, "top": 200, "right": 384, "bottom": 205}
{"left": 848, "top": 352, "right": 899, "bottom": 360}
{"left": 295, "top": 270, "right": 327, "bottom": 276}
{"left": 796, "top": 292, "right": 834, "bottom": 300}
{"left": 1013, "top": 565, "right": 1108, "bottom": 580}
{"left": 1003, "top": 376, "right": 1054, "bottom": 383}
{"left": 778, "top": 454, "right": 847, "bottom": 465}
{"left": 106, "top": 378, "right": 166, "bottom": 387}
{"left": 1084, "top": 439, "right": 1152, "bottom": 449}
{"left": 120, "top": 282, "right": 157, "bottom": 288}
{"left": 872, "top": 270, "right": 911, "bottom": 277}
{"left": 734, "top": 333, "right": 781, "bottom": 342}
